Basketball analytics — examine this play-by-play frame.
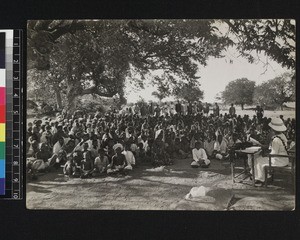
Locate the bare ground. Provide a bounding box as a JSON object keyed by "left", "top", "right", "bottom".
{"left": 26, "top": 158, "right": 295, "bottom": 211}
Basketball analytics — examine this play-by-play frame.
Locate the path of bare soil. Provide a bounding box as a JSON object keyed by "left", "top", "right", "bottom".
{"left": 26, "top": 158, "right": 295, "bottom": 211}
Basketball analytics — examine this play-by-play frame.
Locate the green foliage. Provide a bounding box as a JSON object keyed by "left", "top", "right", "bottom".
{"left": 27, "top": 69, "right": 59, "bottom": 107}
{"left": 253, "top": 72, "right": 295, "bottom": 109}
{"left": 222, "top": 78, "right": 255, "bottom": 108}
{"left": 151, "top": 91, "right": 165, "bottom": 101}
{"left": 27, "top": 20, "right": 296, "bottom": 112}
{"left": 27, "top": 20, "right": 232, "bottom": 111}
{"left": 136, "top": 98, "right": 149, "bottom": 109}
{"left": 173, "top": 82, "right": 204, "bottom": 102}
{"left": 223, "top": 19, "right": 295, "bottom": 69}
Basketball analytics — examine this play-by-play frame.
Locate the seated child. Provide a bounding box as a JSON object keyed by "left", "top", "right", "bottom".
{"left": 107, "top": 144, "right": 126, "bottom": 174}
{"left": 180, "top": 136, "right": 191, "bottom": 158}
{"left": 174, "top": 137, "right": 188, "bottom": 159}
{"left": 151, "top": 130, "right": 172, "bottom": 166}
{"left": 213, "top": 134, "right": 229, "bottom": 160}
{"left": 63, "top": 155, "right": 76, "bottom": 177}
{"left": 204, "top": 134, "right": 215, "bottom": 158}
{"left": 122, "top": 144, "right": 135, "bottom": 169}
{"left": 30, "top": 143, "right": 54, "bottom": 172}
{"left": 35, "top": 143, "right": 52, "bottom": 163}
{"left": 191, "top": 141, "right": 210, "bottom": 168}
{"left": 94, "top": 148, "right": 109, "bottom": 174}
{"left": 48, "top": 149, "right": 68, "bottom": 169}
{"left": 81, "top": 142, "right": 94, "bottom": 178}
{"left": 27, "top": 140, "right": 39, "bottom": 158}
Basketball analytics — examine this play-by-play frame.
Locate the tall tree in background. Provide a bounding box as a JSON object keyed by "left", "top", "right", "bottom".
{"left": 27, "top": 20, "right": 231, "bottom": 114}
{"left": 27, "top": 69, "right": 63, "bottom": 109}
{"left": 173, "top": 81, "right": 204, "bottom": 102}
{"left": 253, "top": 72, "right": 295, "bottom": 110}
{"left": 222, "top": 78, "right": 255, "bottom": 110}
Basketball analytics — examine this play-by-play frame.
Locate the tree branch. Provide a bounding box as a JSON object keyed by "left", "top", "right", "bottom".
{"left": 81, "top": 86, "right": 117, "bottom": 97}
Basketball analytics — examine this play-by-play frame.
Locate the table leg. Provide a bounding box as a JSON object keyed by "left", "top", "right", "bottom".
{"left": 231, "top": 160, "right": 235, "bottom": 183}
{"left": 251, "top": 154, "right": 255, "bottom": 186}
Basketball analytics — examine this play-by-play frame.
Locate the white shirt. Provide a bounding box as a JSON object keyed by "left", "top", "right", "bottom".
{"left": 122, "top": 150, "right": 135, "bottom": 165}
{"left": 140, "top": 139, "right": 149, "bottom": 152}
{"left": 270, "top": 133, "right": 289, "bottom": 166}
{"left": 192, "top": 148, "right": 210, "bottom": 165}
{"left": 192, "top": 148, "right": 208, "bottom": 161}
{"left": 214, "top": 140, "right": 227, "bottom": 154}
{"left": 53, "top": 141, "right": 63, "bottom": 155}
{"left": 204, "top": 140, "right": 215, "bottom": 157}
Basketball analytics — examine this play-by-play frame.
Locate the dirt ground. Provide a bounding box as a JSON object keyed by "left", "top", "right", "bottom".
{"left": 26, "top": 110, "right": 295, "bottom": 210}
{"left": 26, "top": 158, "right": 295, "bottom": 211}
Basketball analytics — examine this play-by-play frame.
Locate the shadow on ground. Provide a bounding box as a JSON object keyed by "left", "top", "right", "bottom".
{"left": 26, "top": 157, "right": 295, "bottom": 210}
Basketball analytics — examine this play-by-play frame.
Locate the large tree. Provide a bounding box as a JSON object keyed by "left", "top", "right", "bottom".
{"left": 28, "top": 20, "right": 231, "bottom": 113}
{"left": 253, "top": 72, "right": 295, "bottom": 110}
{"left": 222, "top": 19, "right": 296, "bottom": 70}
{"left": 28, "top": 19, "right": 296, "bottom": 71}
{"left": 27, "top": 20, "right": 296, "bottom": 113}
{"left": 173, "top": 81, "right": 204, "bottom": 102}
{"left": 222, "top": 78, "right": 256, "bottom": 110}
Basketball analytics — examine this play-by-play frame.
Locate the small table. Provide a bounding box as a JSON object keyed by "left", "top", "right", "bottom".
{"left": 232, "top": 147, "right": 261, "bottom": 186}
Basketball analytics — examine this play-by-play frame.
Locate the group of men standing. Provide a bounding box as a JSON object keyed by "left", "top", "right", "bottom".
{"left": 124, "top": 101, "right": 223, "bottom": 117}
{"left": 121, "top": 101, "right": 265, "bottom": 120}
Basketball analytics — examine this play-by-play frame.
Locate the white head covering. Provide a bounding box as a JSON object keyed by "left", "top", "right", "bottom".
{"left": 269, "top": 118, "right": 287, "bottom": 132}
{"left": 113, "top": 143, "right": 124, "bottom": 151}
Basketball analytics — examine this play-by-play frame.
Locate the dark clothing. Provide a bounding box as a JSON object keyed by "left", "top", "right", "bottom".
{"left": 35, "top": 150, "right": 52, "bottom": 162}
{"left": 213, "top": 105, "right": 220, "bottom": 116}
{"left": 175, "top": 103, "right": 182, "bottom": 113}
{"left": 197, "top": 103, "right": 203, "bottom": 113}
{"left": 187, "top": 104, "right": 193, "bottom": 115}
{"left": 52, "top": 130, "right": 68, "bottom": 145}
{"left": 155, "top": 107, "right": 161, "bottom": 117}
{"left": 204, "top": 105, "right": 209, "bottom": 114}
{"left": 256, "top": 107, "right": 264, "bottom": 120}
{"left": 111, "top": 154, "right": 126, "bottom": 167}
{"left": 229, "top": 106, "right": 236, "bottom": 116}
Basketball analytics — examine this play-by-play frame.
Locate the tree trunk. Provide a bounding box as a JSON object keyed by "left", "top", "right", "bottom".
{"left": 241, "top": 103, "right": 244, "bottom": 110}
{"left": 65, "top": 87, "right": 77, "bottom": 117}
{"left": 54, "top": 89, "right": 63, "bottom": 110}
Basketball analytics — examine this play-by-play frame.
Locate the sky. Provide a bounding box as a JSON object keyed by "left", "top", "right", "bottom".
{"left": 124, "top": 46, "right": 290, "bottom": 103}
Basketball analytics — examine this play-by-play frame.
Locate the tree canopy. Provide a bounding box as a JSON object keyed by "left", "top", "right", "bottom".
{"left": 173, "top": 82, "right": 204, "bottom": 102}
{"left": 253, "top": 72, "right": 295, "bottom": 110}
{"left": 27, "top": 19, "right": 296, "bottom": 113}
{"left": 222, "top": 19, "right": 295, "bottom": 70}
{"left": 28, "top": 20, "right": 231, "bottom": 113}
{"left": 221, "top": 78, "right": 256, "bottom": 109}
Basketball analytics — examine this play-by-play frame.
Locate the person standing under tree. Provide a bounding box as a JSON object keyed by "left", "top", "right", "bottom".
{"left": 175, "top": 100, "right": 182, "bottom": 115}
{"left": 255, "top": 105, "right": 264, "bottom": 122}
{"left": 187, "top": 101, "right": 193, "bottom": 115}
{"left": 229, "top": 103, "right": 236, "bottom": 117}
{"left": 213, "top": 103, "right": 220, "bottom": 117}
{"left": 197, "top": 101, "right": 203, "bottom": 114}
{"left": 203, "top": 102, "right": 210, "bottom": 116}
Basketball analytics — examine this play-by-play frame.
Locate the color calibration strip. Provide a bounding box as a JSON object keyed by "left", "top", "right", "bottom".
{"left": 0, "top": 32, "right": 5, "bottom": 195}
{"left": 0, "top": 30, "right": 23, "bottom": 199}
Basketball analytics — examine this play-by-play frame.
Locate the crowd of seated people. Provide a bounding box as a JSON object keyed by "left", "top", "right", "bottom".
{"left": 26, "top": 101, "right": 296, "bottom": 180}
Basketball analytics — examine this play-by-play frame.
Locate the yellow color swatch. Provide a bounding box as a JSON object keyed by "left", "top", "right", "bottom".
{"left": 0, "top": 124, "right": 5, "bottom": 142}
